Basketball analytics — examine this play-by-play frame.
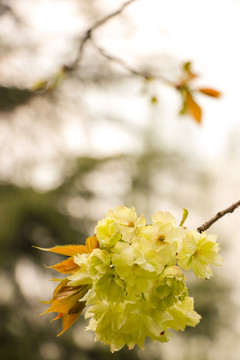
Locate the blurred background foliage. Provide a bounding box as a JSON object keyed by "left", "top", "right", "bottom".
{"left": 0, "top": 153, "right": 233, "bottom": 360}
{"left": 0, "top": 1, "right": 238, "bottom": 360}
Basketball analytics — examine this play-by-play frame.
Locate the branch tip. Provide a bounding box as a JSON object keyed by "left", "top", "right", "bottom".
{"left": 197, "top": 200, "right": 240, "bottom": 233}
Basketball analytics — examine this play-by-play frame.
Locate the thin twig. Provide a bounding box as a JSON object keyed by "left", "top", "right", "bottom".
{"left": 62, "top": 0, "right": 173, "bottom": 88}
{"left": 197, "top": 200, "right": 240, "bottom": 233}
{"left": 0, "top": 3, "right": 22, "bottom": 24}
{"left": 96, "top": 45, "right": 146, "bottom": 77}
{"left": 69, "top": 0, "right": 139, "bottom": 69}
{"left": 93, "top": 43, "right": 172, "bottom": 85}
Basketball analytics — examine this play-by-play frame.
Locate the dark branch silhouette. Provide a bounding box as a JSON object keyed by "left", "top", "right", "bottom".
{"left": 0, "top": 3, "right": 22, "bottom": 24}
{"left": 197, "top": 200, "right": 240, "bottom": 232}
{"left": 66, "top": 0, "right": 172, "bottom": 85}
{"left": 93, "top": 43, "right": 172, "bottom": 84}
{"left": 34, "top": 0, "right": 220, "bottom": 125}
{"left": 68, "top": 0, "right": 139, "bottom": 70}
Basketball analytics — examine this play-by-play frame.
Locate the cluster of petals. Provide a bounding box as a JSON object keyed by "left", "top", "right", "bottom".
{"left": 40, "top": 206, "right": 223, "bottom": 352}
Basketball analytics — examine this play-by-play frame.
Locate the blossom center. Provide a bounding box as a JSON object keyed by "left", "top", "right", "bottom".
{"left": 156, "top": 234, "right": 166, "bottom": 245}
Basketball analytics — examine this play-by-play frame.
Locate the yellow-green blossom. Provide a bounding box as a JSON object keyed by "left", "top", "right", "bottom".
{"left": 68, "top": 249, "right": 111, "bottom": 286}
{"left": 152, "top": 210, "right": 177, "bottom": 226}
{"left": 39, "top": 206, "right": 222, "bottom": 352}
{"left": 106, "top": 206, "right": 146, "bottom": 243}
{"left": 166, "top": 297, "right": 201, "bottom": 331}
{"left": 148, "top": 266, "right": 188, "bottom": 310}
{"left": 95, "top": 218, "right": 122, "bottom": 247}
{"left": 177, "top": 230, "right": 223, "bottom": 279}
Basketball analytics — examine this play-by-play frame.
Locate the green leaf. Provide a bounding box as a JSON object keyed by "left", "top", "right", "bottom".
{"left": 183, "top": 61, "right": 192, "bottom": 73}
{"left": 151, "top": 96, "right": 158, "bottom": 104}
{"left": 179, "top": 208, "right": 188, "bottom": 227}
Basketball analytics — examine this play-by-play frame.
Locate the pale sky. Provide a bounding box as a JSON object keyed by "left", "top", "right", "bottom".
{"left": 1, "top": 0, "right": 240, "bottom": 182}
{"left": 3, "top": 0, "right": 240, "bottom": 162}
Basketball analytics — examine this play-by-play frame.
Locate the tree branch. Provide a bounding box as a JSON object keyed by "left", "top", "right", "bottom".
{"left": 197, "top": 200, "right": 240, "bottom": 233}
{"left": 69, "top": 0, "right": 139, "bottom": 69}
{"left": 93, "top": 43, "right": 172, "bottom": 85}
{"left": 0, "top": 3, "right": 22, "bottom": 24}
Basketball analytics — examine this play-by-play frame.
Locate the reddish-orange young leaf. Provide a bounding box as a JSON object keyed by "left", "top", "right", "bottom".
{"left": 57, "top": 303, "right": 86, "bottom": 336}
{"left": 187, "top": 72, "right": 198, "bottom": 81}
{"left": 186, "top": 92, "right": 202, "bottom": 124}
{"left": 48, "top": 257, "right": 79, "bottom": 274}
{"left": 41, "top": 283, "right": 88, "bottom": 318}
{"left": 86, "top": 235, "right": 99, "bottom": 253}
{"left": 54, "top": 284, "right": 85, "bottom": 301}
{"left": 52, "top": 278, "right": 69, "bottom": 300}
{"left": 40, "top": 273, "right": 90, "bottom": 334}
{"left": 36, "top": 236, "right": 99, "bottom": 273}
{"left": 37, "top": 235, "right": 100, "bottom": 335}
{"left": 44, "top": 290, "right": 82, "bottom": 314}
{"left": 41, "top": 279, "right": 70, "bottom": 307}
{"left": 198, "top": 88, "right": 221, "bottom": 98}
{"left": 51, "top": 287, "right": 87, "bottom": 336}
{"left": 35, "top": 244, "right": 89, "bottom": 256}
{"left": 50, "top": 313, "right": 63, "bottom": 324}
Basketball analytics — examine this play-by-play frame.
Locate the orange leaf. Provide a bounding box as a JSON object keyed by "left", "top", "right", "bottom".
{"left": 49, "top": 257, "right": 79, "bottom": 274}
{"left": 48, "top": 284, "right": 87, "bottom": 336}
{"left": 198, "top": 88, "right": 221, "bottom": 98}
{"left": 57, "top": 304, "right": 85, "bottom": 336}
{"left": 186, "top": 92, "right": 202, "bottom": 124}
{"left": 35, "top": 244, "right": 89, "bottom": 256}
{"left": 42, "top": 284, "right": 88, "bottom": 315}
{"left": 54, "top": 284, "right": 85, "bottom": 301}
{"left": 38, "top": 235, "right": 100, "bottom": 335}
{"left": 52, "top": 278, "right": 69, "bottom": 299}
{"left": 86, "top": 235, "right": 99, "bottom": 253}
{"left": 50, "top": 313, "right": 63, "bottom": 324}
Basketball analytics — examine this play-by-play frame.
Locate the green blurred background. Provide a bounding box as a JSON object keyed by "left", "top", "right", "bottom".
{"left": 1, "top": 1, "right": 240, "bottom": 359}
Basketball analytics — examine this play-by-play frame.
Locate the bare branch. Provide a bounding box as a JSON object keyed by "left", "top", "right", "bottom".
{"left": 197, "top": 200, "right": 240, "bottom": 233}
{"left": 69, "top": 0, "right": 139, "bottom": 69}
{"left": 0, "top": 3, "right": 22, "bottom": 24}
{"left": 93, "top": 43, "right": 172, "bottom": 85}
{"left": 95, "top": 45, "right": 146, "bottom": 77}
{"left": 60, "top": 0, "right": 175, "bottom": 90}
